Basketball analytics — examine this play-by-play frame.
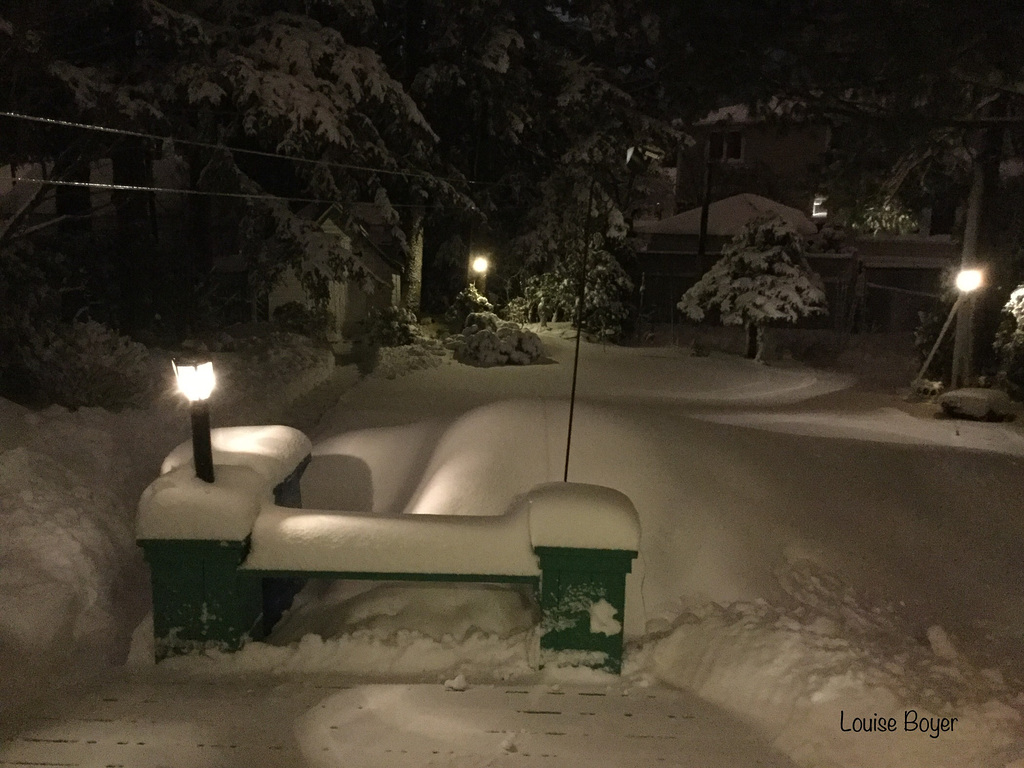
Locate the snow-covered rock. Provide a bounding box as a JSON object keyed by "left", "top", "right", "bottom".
{"left": 938, "top": 388, "right": 1015, "bottom": 421}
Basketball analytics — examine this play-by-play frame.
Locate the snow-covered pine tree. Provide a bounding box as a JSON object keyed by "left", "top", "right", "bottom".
{"left": 678, "top": 214, "right": 827, "bottom": 362}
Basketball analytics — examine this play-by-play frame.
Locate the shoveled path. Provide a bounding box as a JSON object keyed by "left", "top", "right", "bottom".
{"left": 1, "top": 672, "right": 797, "bottom": 767}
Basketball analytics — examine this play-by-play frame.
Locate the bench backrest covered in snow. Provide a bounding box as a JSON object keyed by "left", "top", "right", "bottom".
{"left": 137, "top": 426, "right": 640, "bottom": 673}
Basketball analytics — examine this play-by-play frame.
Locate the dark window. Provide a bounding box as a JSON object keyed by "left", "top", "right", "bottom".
{"left": 708, "top": 131, "right": 743, "bottom": 162}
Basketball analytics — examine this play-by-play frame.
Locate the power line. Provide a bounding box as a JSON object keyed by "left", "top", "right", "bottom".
{"left": 0, "top": 110, "right": 480, "bottom": 189}
{"left": 12, "top": 176, "right": 443, "bottom": 208}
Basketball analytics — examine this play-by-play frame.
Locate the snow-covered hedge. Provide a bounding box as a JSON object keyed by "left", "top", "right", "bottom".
{"left": 23, "top": 321, "right": 156, "bottom": 410}
{"left": 359, "top": 305, "right": 421, "bottom": 347}
{"left": 447, "top": 312, "right": 544, "bottom": 367}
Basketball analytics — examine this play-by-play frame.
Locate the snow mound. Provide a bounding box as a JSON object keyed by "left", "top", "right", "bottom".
{"left": 645, "top": 558, "right": 1024, "bottom": 768}
{"left": 939, "top": 388, "right": 1015, "bottom": 421}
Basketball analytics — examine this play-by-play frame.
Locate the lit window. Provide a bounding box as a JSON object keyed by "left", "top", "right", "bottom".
{"left": 708, "top": 131, "right": 743, "bottom": 162}
{"left": 812, "top": 195, "right": 828, "bottom": 219}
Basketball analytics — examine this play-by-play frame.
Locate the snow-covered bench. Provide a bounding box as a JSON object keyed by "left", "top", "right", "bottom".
{"left": 137, "top": 426, "right": 641, "bottom": 673}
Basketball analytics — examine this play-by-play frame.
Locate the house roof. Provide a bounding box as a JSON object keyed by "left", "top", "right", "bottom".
{"left": 633, "top": 193, "right": 818, "bottom": 238}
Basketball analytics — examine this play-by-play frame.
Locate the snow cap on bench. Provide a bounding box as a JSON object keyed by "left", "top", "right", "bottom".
{"left": 526, "top": 482, "right": 640, "bottom": 552}
{"left": 137, "top": 425, "right": 311, "bottom": 541}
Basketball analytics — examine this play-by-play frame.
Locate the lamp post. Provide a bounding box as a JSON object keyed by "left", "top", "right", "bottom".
{"left": 172, "top": 357, "right": 216, "bottom": 483}
{"left": 470, "top": 254, "right": 490, "bottom": 293}
{"left": 915, "top": 269, "right": 983, "bottom": 387}
{"left": 950, "top": 268, "right": 983, "bottom": 390}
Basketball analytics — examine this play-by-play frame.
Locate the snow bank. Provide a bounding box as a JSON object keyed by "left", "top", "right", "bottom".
{"left": 160, "top": 582, "right": 537, "bottom": 681}
{"left": 639, "top": 551, "right": 1024, "bottom": 768}
{"left": 1, "top": 336, "right": 335, "bottom": 715}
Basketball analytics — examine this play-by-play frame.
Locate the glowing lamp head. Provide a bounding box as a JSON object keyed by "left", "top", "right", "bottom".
{"left": 173, "top": 358, "right": 215, "bottom": 402}
{"left": 955, "top": 269, "right": 983, "bottom": 293}
{"left": 471, "top": 256, "right": 490, "bottom": 275}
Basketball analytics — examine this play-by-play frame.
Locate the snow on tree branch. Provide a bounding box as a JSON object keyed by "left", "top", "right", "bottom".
{"left": 678, "top": 215, "right": 828, "bottom": 328}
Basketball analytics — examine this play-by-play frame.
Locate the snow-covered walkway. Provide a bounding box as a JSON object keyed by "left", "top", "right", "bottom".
{"left": 1, "top": 673, "right": 797, "bottom": 767}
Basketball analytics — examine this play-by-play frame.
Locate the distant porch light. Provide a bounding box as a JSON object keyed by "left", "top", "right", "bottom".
{"left": 812, "top": 196, "right": 828, "bottom": 219}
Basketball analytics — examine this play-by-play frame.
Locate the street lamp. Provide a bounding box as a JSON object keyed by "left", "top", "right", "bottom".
{"left": 470, "top": 254, "right": 490, "bottom": 293}
{"left": 172, "top": 357, "right": 216, "bottom": 483}
{"left": 955, "top": 268, "right": 982, "bottom": 293}
{"left": 950, "top": 268, "right": 983, "bottom": 389}
{"left": 915, "top": 268, "right": 984, "bottom": 389}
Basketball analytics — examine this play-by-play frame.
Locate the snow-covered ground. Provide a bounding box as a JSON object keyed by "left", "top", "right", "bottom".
{"left": 3, "top": 326, "right": 1024, "bottom": 767}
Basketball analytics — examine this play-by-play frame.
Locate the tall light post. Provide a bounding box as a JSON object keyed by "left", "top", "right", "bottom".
{"left": 915, "top": 268, "right": 983, "bottom": 388}
{"left": 470, "top": 254, "right": 490, "bottom": 293}
{"left": 172, "top": 357, "right": 216, "bottom": 483}
{"left": 950, "top": 268, "right": 983, "bottom": 389}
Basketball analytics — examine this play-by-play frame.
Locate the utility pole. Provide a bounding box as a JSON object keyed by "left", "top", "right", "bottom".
{"left": 950, "top": 163, "right": 983, "bottom": 389}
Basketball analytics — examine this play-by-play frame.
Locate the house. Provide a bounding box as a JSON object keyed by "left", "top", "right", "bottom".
{"left": 267, "top": 203, "right": 402, "bottom": 339}
{"left": 631, "top": 193, "right": 959, "bottom": 331}
{"left": 632, "top": 193, "right": 820, "bottom": 323}
{"left": 674, "top": 103, "right": 831, "bottom": 219}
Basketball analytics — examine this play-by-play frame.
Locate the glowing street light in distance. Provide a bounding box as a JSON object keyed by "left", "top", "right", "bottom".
{"left": 955, "top": 269, "right": 983, "bottom": 293}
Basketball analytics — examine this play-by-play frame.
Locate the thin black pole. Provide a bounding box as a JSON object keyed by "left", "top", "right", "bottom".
{"left": 191, "top": 400, "right": 215, "bottom": 483}
{"left": 564, "top": 176, "right": 597, "bottom": 482}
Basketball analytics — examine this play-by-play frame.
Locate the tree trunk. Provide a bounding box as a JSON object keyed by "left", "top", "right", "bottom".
{"left": 951, "top": 163, "right": 983, "bottom": 388}
{"left": 753, "top": 324, "right": 767, "bottom": 364}
{"left": 697, "top": 160, "right": 715, "bottom": 272}
{"left": 952, "top": 114, "right": 1006, "bottom": 387}
{"left": 403, "top": 207, "right": 424, "bottom": 314}
{"left": 744, "top": 322, "right": 758, "bottom": 359}
{"left": 54, "top": 161, "right": 91, "bottom": 232}
{"left": 111, "top": 141, "right": 154, "bottom": 332}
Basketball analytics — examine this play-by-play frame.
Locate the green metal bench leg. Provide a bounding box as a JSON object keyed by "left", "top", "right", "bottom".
{"left": 535, "top": 547, "right": 635, "bottom": 674}
{"left": 139, "top": 539, "right": 263, "bottom": 661}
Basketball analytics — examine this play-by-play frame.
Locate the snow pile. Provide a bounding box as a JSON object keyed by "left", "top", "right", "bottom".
{"left": 0, "top": 336, "right": 336, "bottom": 714}
{"left": 644, "top": 555, "right": 1023, "bottom": 767}
{"left": 160, "top": 582, "right": 537, "bottom": 682}
{"left": 939, "top": 387, "right": 1016, "bottom": 421}
{"left": 449, "top": 312, "right": 545, "bottom": 367}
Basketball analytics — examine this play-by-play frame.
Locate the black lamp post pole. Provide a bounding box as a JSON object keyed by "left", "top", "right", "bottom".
{"left": 564, "top": 175, "right": 597, "bottom": 483}
{"left": 191, "top": 399, "right": 215, "bottom": 483}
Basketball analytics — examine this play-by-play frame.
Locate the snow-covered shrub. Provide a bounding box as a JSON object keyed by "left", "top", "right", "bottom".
{"left": 464, "top": 311, "right": 500, "bottom": 332}
{"left": 993, "top": 284, "right": 1024, "bottom": 396}
{"left": 450, "top": 313, "right": 544, "bottom": 367}
{"left": 444, "top": 286, "right": 493, "bottom": 332}
{"left": 0, "top": 241, "right": 61, "bottom": 396}
{"left": 23, "top": 321, "right": 154, "bottom": 409}
{"left": 501, "top": 296, "right": 530, "bottom": 325}
{"left": 523, "top": 272, "right": 570, "bottom": 324}
{"left": 368, "top": 339, "right": 447, "bottom": 379}
{"left": 580, "top": 249, "right": 634, "bottom": 340}
{"left": 678, "top": 214, "right": 827, "bottom": 362}
{"left": 360, "top": 305, "right": 420, "bottom": 347}
{"left": 271, "top": 301, "right": 336, "bottom": 343}
{"left": 521, "top": 251, "right": 633, "bottom": 339}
